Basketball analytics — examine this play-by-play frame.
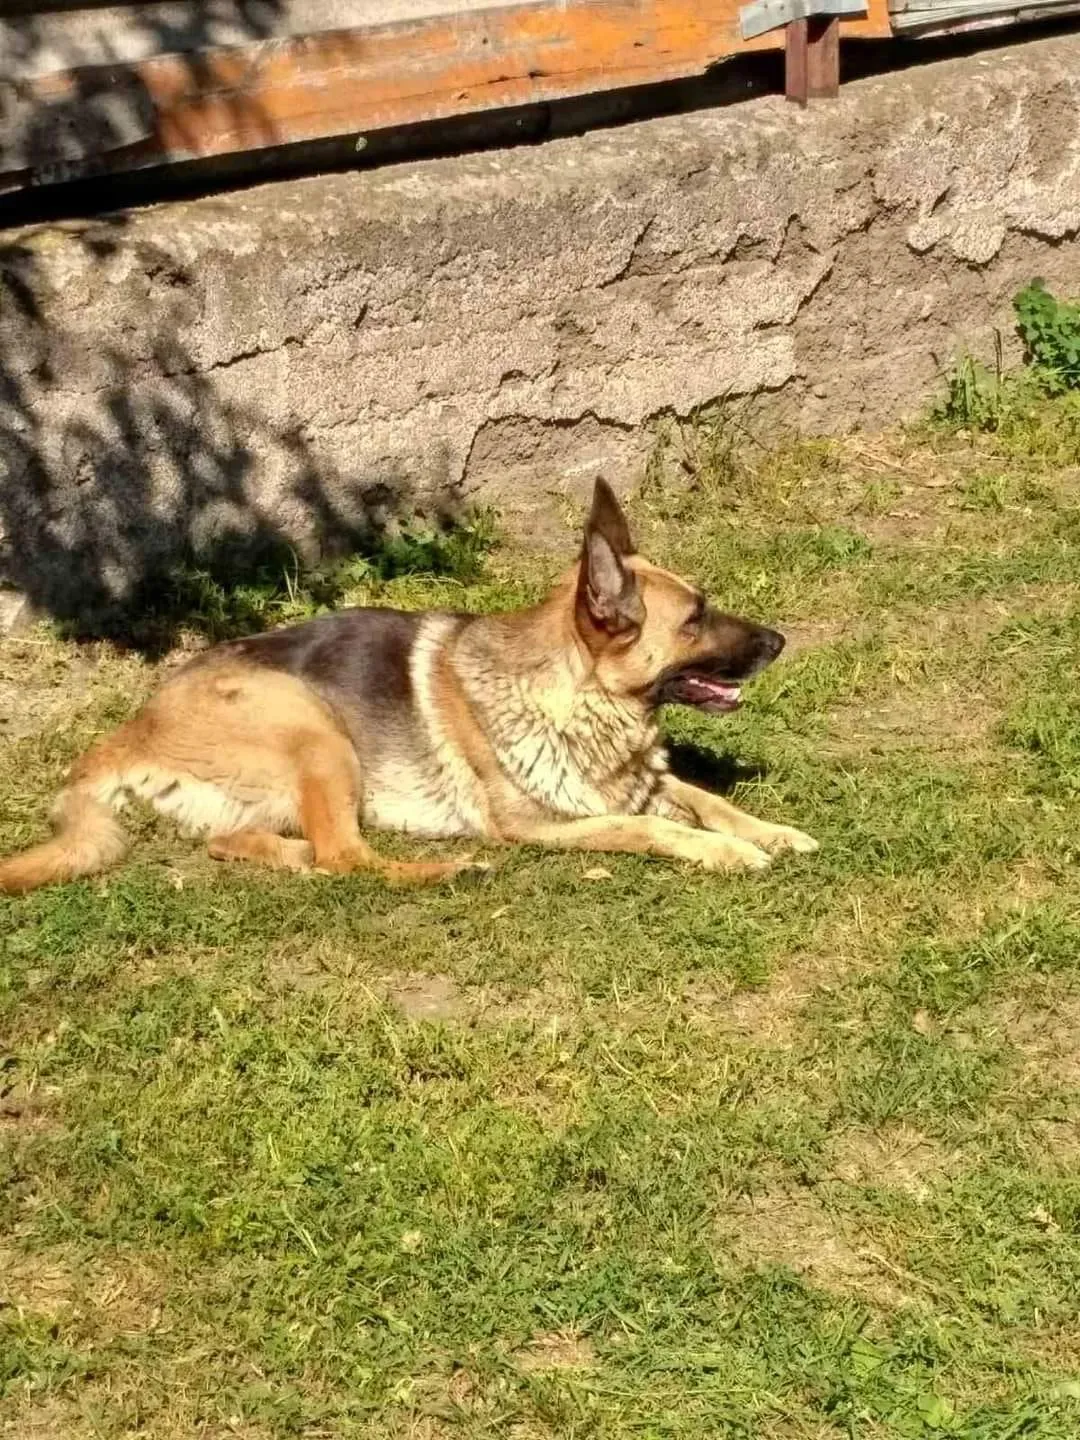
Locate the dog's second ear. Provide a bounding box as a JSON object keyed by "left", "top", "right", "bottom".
{"left": 579, "top": 479, "right": 643, "bottom": 634}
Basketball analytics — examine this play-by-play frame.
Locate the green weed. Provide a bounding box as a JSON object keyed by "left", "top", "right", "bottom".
{"left": 1014, "top": 279, "right": 1080, "bottom": 394}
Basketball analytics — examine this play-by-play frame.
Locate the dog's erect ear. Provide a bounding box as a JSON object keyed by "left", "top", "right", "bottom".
{"left": 587, "top": 477, "right": 634, "bottom": 558}
{"left": 578, "top": 479, "right": 643, "bottom": 634}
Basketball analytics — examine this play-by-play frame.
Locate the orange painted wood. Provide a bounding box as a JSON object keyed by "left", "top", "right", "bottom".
{"left": 3, "top": 0, "right": 892, "bottom": 185}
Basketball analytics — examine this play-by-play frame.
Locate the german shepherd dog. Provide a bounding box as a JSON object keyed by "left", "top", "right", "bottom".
{"left": 0, "top": 480, "right": 817, "bottom": 894}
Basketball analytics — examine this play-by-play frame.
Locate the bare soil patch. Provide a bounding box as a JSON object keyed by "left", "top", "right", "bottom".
{"left": 993, "top": 995, "right": 1080, "bottom": 1089}
{"left": 828, "top": 1123, "right": 961, "bottom": 1198}
{"left": 388, "top": 973, "right": 468, "bottom": 1023}
{"left": 0, "top": 1080, "right": 63, "bottom": 1137}
{"left": 514, "top": 1330, "right": 596, "bottom": 1372}
{"left": 717, "top": 1187, "right": 913, "bottom": 1308}
{"left": 0, "top": 1244, "right": 165, "bottom": 1340}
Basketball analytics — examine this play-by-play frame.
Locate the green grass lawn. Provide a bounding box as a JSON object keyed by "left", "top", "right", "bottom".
{"left": 3, "top": 393, "right": 1080, "bottom": 1439}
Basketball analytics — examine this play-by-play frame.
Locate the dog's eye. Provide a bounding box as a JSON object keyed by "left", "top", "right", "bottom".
{"left": 682, "top": 599, "right": 706, "bottom": 635}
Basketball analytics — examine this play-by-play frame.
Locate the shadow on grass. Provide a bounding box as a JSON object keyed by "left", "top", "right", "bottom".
{"left": 53, "top": 512, "right": 498, "bottom": 657}
{"left": 667, "top": 742, "right": 767, "bottom": 794}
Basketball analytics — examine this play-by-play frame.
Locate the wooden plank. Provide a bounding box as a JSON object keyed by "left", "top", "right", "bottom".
{"left": 890, "top": 0, "right": 1080, "bottom": 26}
{"left": 786, "top": 14, "right": 840, "bottom": 104}
{"left": 2, "top": 3, "right": 513, "bottom": 81}
{"left": 785, "top": 17, "right": 811, "bottom": 102}
{"left": 808, "top": 16, "right": 841, "bottom": 98}
{"left": 1, "top": 0, "right": 893, "bottom": 189}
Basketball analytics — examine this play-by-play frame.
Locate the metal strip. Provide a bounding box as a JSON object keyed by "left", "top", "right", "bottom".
{"left": 740, "top": 0, "right": 866, "bottom": 41}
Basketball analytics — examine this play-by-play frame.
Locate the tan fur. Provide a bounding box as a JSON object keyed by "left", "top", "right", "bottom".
{"left": 0, "top": 480, "right": 817, "bottom": 895}
{"left": 0, "top": 787, "right": 128, "bottom": 894}
{"left": 659, "top": 775, "right": 821, "bottom": 856}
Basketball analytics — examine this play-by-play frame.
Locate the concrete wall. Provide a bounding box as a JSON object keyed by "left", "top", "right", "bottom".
{"left": 2, "top": 32, "right": 1079, "bottom": 619}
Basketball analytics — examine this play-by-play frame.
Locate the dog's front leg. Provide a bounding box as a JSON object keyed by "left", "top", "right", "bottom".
{"left": 505, "top": 813, "right": 771, "bottom": 872}
{"left": 660, "top": 776, "right": 818, "bottom": 856}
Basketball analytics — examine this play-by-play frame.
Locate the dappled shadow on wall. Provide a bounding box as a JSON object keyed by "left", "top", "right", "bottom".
{"left": 0, "top": 222, "right": 450, "bottom": 654}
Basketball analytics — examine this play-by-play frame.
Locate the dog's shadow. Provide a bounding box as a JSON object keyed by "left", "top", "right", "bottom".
{"left": 667, "top": 743, "right": 767, "bottom": 795}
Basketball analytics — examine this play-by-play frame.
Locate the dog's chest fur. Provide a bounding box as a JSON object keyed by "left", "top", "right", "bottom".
{"left": 478, "top": 676, "right": 665, "bottom": 817}
{"left": 452, "top": 621, "right": 668, "bottom": 822}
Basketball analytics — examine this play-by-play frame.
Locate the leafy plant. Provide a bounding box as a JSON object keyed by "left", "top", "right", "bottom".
{"left": 932, "top": 283, "right": 1080, "bottom": 437}
{"left": 1013, "top": 279, "right": 1080, "bottom": 393}
{"left": 367, "top": 509, "right": 497, "bottom": 582}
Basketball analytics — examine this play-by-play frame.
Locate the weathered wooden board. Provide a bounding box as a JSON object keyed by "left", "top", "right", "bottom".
{"left": 1, "top": 0, "right": 893, "bottom": 190}
{"left": 785, "top": 15, "right": 842, "bottom": 104}
{"left": 889, "top": 0, "right": 1080, "bottom": 30}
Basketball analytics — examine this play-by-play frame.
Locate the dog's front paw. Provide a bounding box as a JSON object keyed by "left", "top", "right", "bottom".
{"left": 755, "top": 824, "right": 820, "bottom": 856}
{"left": 692, "top": 833, "right": 772, "bottom": 873}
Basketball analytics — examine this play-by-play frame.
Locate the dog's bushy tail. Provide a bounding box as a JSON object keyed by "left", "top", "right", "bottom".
{"left": 0, "top": 747, "right": 129, "bottom": 895}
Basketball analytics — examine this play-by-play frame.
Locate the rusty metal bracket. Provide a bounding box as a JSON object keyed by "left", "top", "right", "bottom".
{"left": 739, "top": 0, "right": 867, "bottom": 104}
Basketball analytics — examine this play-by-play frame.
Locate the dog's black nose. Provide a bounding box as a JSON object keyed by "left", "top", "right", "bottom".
{"left": 758, "top": 627, "right": 785, "bottom": 660}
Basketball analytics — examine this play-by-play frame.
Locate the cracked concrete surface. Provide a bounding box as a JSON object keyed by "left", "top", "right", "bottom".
{"left": 1, "top": 34, "right": 1079, "bottom": 617}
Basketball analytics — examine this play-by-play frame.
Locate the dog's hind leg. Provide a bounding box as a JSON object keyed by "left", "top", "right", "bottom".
{"left": 208, "top": 831, "right": 315, "bottom": 871}
{"left": 295, "top": 733, "right": 474, "bottom": 886}
{"left": 138, "top": 663, "right": 470, "bottom": 886}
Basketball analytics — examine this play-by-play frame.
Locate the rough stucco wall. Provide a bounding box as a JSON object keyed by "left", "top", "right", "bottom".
{"left": 2, "top": 34, "right": 1079, "bottom": 619}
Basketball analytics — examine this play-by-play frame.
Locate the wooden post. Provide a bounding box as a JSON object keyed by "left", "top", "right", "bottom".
{"left": 785, "top": 14, "right": 840, "bottom": 105}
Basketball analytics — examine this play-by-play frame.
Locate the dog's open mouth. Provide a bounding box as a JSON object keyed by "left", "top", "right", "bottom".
{"left": 659, "top": 672, "right": 743, "bottom": 714}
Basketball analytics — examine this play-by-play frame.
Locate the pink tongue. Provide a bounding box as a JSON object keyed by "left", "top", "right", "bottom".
{"left": 689, "top": 677, "right": 740, "bottom": 703}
